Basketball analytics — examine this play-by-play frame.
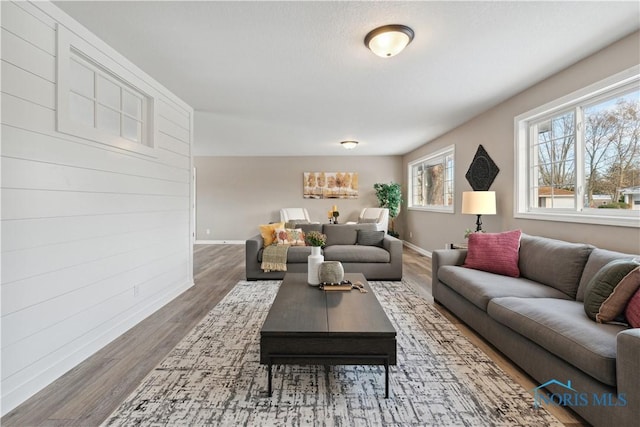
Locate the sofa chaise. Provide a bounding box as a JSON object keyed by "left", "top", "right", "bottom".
{"left": 432, "top": 233, "right": 639, "bottom": 427}
{"left": 246, "top": 223, "right": 402, "bottom": 281}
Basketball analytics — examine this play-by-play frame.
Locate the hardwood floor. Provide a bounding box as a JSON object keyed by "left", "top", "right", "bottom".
{"left": 2, "top": 244, "right": 585, "bottom": 426}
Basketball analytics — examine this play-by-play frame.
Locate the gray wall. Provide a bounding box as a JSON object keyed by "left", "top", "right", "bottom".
{"left": 195, "top": 156, "right": 403, "bottom": 240}
{"left": 403, "top": 31, "right": 640, "bottom": 254}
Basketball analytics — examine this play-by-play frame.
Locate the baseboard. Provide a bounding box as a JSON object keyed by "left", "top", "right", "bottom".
{"left": 195, "top": 240, "right": 245, "bottom": 245}
{"left": 198, "top": 239, "right": 433, "bottom": 256}
{"left": 196, "top": 239, "right": 431, "bottom": 256}
{"left": 403, "top": 241, "right": 432, "bottom": 258}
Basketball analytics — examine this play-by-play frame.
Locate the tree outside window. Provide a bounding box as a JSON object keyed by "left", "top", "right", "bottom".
{"left": 408, "top": 146, "right": 455, "bottom": 212}
{"left": 584, "top": 94, "right": 639, "bottom": 208}
{"left": 515, "top": 67, "right": 639, "bottom": 227}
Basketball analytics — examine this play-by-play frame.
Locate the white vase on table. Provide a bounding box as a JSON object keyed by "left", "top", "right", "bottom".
{"left": 308, "top": 246, "right": 324, "bottom": 285}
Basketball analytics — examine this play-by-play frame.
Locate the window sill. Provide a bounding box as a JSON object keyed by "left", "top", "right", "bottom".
{"left": 408, "top": 206, "right": 455, "bottom": 214}
{"left": 514, "top": 211, "right": 640, "bottom": 228}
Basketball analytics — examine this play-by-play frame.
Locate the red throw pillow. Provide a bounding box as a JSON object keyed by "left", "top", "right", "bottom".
{"left": 463, "top": 230, "right": 522, "bottom": 277}
{"left": 625, "top": 287, "right": 640, "bottom": 328}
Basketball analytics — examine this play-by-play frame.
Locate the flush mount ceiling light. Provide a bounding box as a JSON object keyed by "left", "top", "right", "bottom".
{"left": 364, "top": 24, "right": 414, "bottom": 58}
{"left": 340, "top": 140, "right": 358, "bottom": 149}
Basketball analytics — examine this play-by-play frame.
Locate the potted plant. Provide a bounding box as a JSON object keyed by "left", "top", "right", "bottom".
{"left": 305, "top": 231, "right": 326, "bottom": 250}
{"left": 374, "top": 182, "right": 403, "bottom": 237}
{"left": 305, "top": 230, "right": 327, "bottom": 285}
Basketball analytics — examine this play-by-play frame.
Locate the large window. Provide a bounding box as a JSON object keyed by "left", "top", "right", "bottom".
{"left": 56, "top": 26, "right": 156, "bottom": 156}
{"left": 515, "top": 66, "right": 640, "bottom": 227}
{"left": 408, "top": 145, "right": 455, "bottom": 212}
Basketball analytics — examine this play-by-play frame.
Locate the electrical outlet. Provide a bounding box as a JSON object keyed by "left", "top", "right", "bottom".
{"left": 409, "top": 232, "right": 413, "bottom": 238}
{"left": 206, "top": 229, "right": 211, "bottom": 235}
{"left": 133, "top": 285, "right": 139, "bottom": 297}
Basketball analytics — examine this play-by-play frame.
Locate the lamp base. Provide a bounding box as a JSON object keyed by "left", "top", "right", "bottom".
{"left": 475, "top": 214, "right": 483, "bottom": 232}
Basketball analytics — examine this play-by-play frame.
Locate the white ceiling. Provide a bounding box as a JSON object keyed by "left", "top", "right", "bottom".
{"left": 53, "top": 1, "right": 640, "bottom": 157}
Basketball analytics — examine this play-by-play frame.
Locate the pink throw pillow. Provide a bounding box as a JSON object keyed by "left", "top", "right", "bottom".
{"left": 625, "top": 287, "right": 640, "bottom": 328}
{"left": 463, "top": 230, "right": 522, "bottom": 277}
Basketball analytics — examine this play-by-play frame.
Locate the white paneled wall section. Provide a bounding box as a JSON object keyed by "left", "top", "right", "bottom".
{"left": 0, "top": 1, "right": 194, "bottom": 414}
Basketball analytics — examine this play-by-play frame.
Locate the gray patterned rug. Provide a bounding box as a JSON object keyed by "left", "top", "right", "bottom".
{"left": 103, "top": 280, "right": 562, "bottom": 426}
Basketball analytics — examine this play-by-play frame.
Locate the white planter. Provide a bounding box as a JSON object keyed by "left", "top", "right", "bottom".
{"left": 307, "top": 246, "right": 324, "bottom": 285}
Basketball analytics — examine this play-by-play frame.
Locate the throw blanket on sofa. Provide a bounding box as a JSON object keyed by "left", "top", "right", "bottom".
{"left": 261, "top": 245, "right": 289, "bottom": 272}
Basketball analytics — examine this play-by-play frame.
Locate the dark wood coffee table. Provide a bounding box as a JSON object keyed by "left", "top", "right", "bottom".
{"left": 260, "top": 272, "right": 397, "bottom": 397}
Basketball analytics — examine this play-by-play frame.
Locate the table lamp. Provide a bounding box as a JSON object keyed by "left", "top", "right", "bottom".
{"left": 461, "top": 191, "right": 496, "bottom": 232}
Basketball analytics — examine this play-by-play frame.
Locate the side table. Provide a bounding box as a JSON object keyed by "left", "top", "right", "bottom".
{"left": 449, "top": 243, "right": 468, "bottom": 249}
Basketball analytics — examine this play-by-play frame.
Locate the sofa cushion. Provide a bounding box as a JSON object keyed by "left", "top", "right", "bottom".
{"left": 323, "top": 223, "right": 376, "bottom": 246}
{"left": 297, "top": 223, "right": 323, "bottom": 235}
{"left": 584, "top": 259, "right": 640, "bottom": 322}
{"left": 258, "top": 246, "right": 313, "bottom": 263}
{"left": 357, "top": 230, "right": 385, "bottom": 247}
{"left": 487, "top": 297, "right": 627, "bottom": 386}
{"left": 463, "top": 230, "right": 521, "bottom": 277}
{"left": 518, "top": 234, "right": 593, "bottom": 299}
{"left": 576, "top": 248, "right": 639, "bottom": 302}
{"left": 438, "top": 265, "right": 571, "bottom": 312}
{"left": 286, "top": 246, "right": 315, "bottom": 262}
{"left": 323, "top": 245, "right": 390, "bottom": 263}
{"left": 285, "top": 220, "right": 309, "bottom": 229}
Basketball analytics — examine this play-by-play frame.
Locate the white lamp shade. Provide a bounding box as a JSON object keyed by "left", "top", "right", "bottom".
{"left": 461, "top": 191, "right": 496, "bottom": 215}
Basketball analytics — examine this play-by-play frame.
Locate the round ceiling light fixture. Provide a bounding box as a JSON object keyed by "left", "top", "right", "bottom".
{"left": 340, "top": 140, "right": 359, "bottom": 150}
{"left": 364, "top": 24, "right": 414, "bottom": 58}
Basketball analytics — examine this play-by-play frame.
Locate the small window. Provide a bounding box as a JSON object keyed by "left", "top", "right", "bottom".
{"left": 408, "top": 145, "right": 455, "bottom": 212}
{"left": 515, "top": 66, "right": 640, "bottom": 227}
{"left": 56, "top": 26, "right": 155, "bottom": 156}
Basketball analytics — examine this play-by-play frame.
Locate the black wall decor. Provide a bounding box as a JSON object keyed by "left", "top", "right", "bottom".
{"left": 465, "top": 145, "right": 499, "bottom": 191}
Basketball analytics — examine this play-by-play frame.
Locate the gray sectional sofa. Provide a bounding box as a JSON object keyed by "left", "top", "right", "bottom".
{"left": 246, "top": 223, "right": 403, "bottom": 280}
{"left": 432, "top": 234, "right": 639, "bottom": 427}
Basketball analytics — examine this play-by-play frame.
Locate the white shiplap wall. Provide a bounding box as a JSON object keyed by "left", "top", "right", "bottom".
{"left": 0, "top": 1, "right": 194, "bottom": 414}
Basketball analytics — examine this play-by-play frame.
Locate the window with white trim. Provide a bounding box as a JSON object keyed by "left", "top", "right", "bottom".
{"left": 57, "top": 26, "right": 156, "bottom": 156}
{"left": 515, "top": 66, "right": 640, "bottom": 227}
{"left": 408, "top": 145, "right": 455, "bottom": 212}
{"left": 69, "top": 52, "right": 147, "bottom": 145}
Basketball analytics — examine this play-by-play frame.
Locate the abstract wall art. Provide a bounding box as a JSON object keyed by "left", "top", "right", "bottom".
{"left": 303, "top": 172, "right": 358, "bottom": 199}
{"left": 465, "top": 145, "right": 499, "bottom": 191}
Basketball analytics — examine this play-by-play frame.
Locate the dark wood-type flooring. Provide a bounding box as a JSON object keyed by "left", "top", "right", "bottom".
{"left": 2, "top": 245, "right": 585, "bottom": 426}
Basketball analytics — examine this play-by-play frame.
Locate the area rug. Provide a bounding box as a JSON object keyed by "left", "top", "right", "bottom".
{"left": 103, "top": 280, "right": 562, "bottom": 426}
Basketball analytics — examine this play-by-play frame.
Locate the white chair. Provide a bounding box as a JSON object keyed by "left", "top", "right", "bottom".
{"left": 357, "top": 207, "right": 389, "bottom": 234}
{"left": 280, "top": 208, "right": 316, "bottom": 224}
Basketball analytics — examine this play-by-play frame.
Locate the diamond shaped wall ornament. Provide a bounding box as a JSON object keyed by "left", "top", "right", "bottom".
{"left": 465, "top": 145, "right": 499, "bottom": 191}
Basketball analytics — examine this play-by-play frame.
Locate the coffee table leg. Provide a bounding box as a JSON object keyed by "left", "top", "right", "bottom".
{"left": 268, "top": 361, "right": 272, "bottom": 397}
{"left": 385, "top": 360, "right": 389, "bottom": 398}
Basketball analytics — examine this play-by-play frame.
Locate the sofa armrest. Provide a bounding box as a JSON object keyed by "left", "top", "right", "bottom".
{"left": 246, "top": 234, "right": 264, "bottom": 253}
{"left": 245, "top": 234, "right": 264, "bottom": 279}
{"left": 382, "top": 234, "right": 402, "bottom": 254}
{"left": 617, "top": 328, "right": 640, "bottom": 423}
{"left": 382, "top": 234, "right": 403, "bottom": 278}
{"left": 432, "top": 249, "right": 467, "bottom": 270}
{"left": 432, "top": 249, "right": 467, "bottom": 303}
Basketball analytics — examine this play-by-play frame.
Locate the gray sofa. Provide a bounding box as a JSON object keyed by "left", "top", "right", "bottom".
{"left": 432, "top": 234, "right": 639, "bottom": 427}
{"left": 246, "top": 223, "right": 403, "bottom": 280}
